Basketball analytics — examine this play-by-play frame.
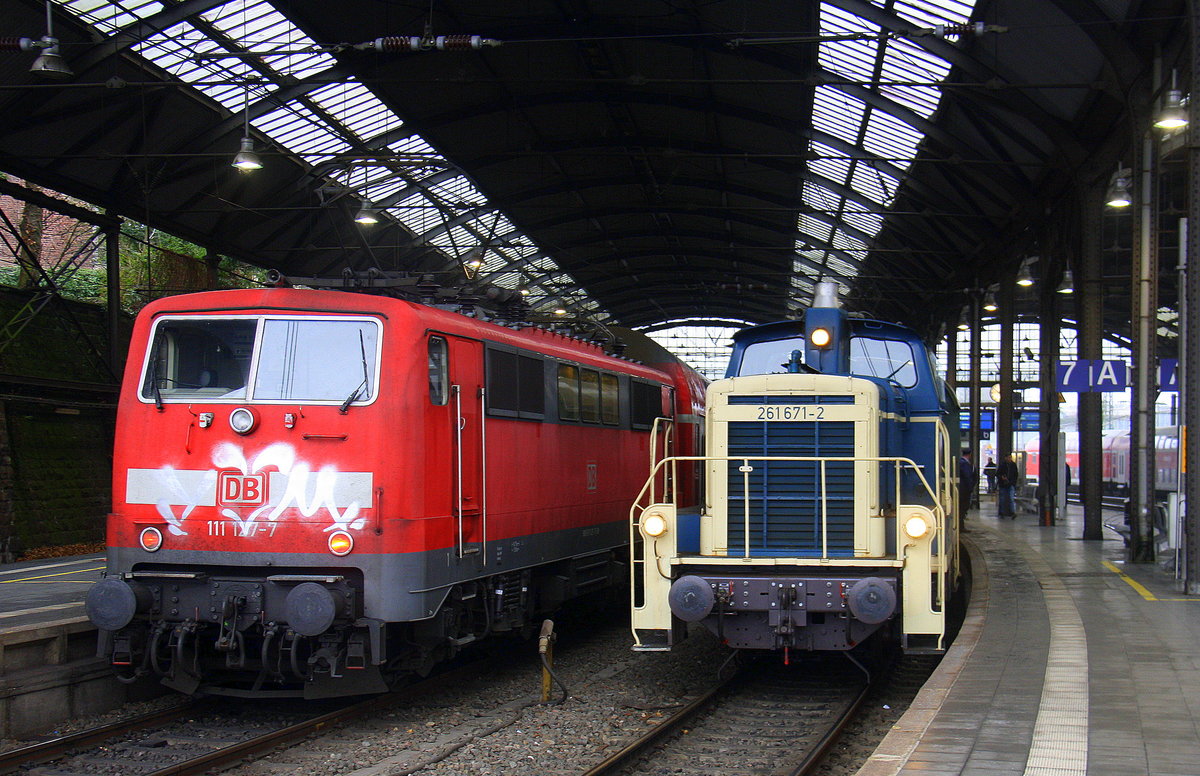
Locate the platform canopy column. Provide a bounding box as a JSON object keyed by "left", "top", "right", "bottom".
{"left": 1039, "top": 236, "right": 1064, "bottom": 527}
{"left": 998, "top": 278, "right": 1015, "bottom": 469}
{"left": 1186, "top": 0, "right": 1200, "bottom": 593}
{"left": 1079, "top": 186, "right": 1105, "bottom": 541}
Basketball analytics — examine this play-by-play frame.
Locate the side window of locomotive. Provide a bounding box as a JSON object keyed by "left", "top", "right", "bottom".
{"left": 737, "top": 337, "right": 804, "bottom": 376}
{"left": 630, "top": 380, "right": 662, "bottom": 430}
{"left": 141, "top": 319, "right": 255, "bottom": 401}
{"left": 600, "top": 373, "right": 619, "bottom": 425}
{"left": 486, "top": 348, "right": 545, "bottom": 419}
{"left": 558, "top": 364, "right": 580, "bottom": 421}
{"left": 255, "top": 319, "right": 379, "bottom": 402}
{"left": 849, "top": 337, "right": 918, "bottom": 388}
{"left": 580, "top": 369, "right": 601, "bottom": 423}
{"left": 429, "top": 337, "right": 449, "bottom": 405}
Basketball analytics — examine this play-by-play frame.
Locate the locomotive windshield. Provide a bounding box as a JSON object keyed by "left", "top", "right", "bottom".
{"left": 735, "top": 334, "right": 918, "bottom": 388}
{"left": 141, "top": 315, "right": 380, "bottom": 404}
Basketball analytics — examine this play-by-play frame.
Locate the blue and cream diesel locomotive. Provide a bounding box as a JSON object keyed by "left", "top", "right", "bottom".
{"left": 631, "top": 281, "right": 961, "bottom": 656}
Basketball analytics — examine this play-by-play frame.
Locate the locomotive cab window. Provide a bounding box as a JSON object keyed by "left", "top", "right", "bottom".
{"left": 255, "top": 320, "right": 379, "bottom": 402}
{"left": 738, "top": 337, "right": 804, "bottom": 376}
{"left": 140, "top": 315, "right": 380, "bottom": 405}
{"left": 429, "top": 337, "right": 448, "bottom": 405}
{"left": 849, "top": 337, "right": 917, "bottom": 388}
{"left": 142, "top": 319, "right": 256, "bottom": 401}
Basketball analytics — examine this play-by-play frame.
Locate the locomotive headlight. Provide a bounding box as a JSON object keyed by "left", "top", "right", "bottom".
{"left": 809, "top": 327, "right": 832, "bottom": 348}
{"left": 641, "top": 510, "right": 669, "bottom": 538}
{"left": 229, "top": 407, "right": 258, "bottom": 435}
{"left": 903, "top": 513, "right": 931, "bottom": 540}
{"left": 328, "top": 530, "right": 354, "bottom": 556}
{"left": 139, "top": 526, "right": 163, "bottom": 552}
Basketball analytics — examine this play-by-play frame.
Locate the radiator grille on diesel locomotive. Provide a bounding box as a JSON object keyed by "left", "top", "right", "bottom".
{"left": 726, "top": 395, "right": 856, "bottom": 557}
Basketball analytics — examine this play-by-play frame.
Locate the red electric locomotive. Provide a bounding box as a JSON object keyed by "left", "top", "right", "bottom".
{"left": 85, "top": 283, "right": 704, "bottom": 697}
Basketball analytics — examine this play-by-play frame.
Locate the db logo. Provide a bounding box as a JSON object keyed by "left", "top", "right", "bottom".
{"left": 217, "top": 472, "right": 268, "bottom": 506}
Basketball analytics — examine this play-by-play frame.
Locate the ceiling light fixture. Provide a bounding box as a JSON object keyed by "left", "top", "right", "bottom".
{"left": 1106, "top": 164, "right": 1131, "bottom": 208}
{"left": 983, "top": 290, "right": 998, "bottom": 312}
{"left": 26, "top": 1, "right": 72, "bottom": 80}
{"left": 1155, "top": 70, "right": 1188, "bottom": 131}
{"left": 1016, "top": 261, "right": 1034, "bottom": 287}
{"left": 231, "top": 85, "right": 262, "bottom": 171}
{"left": 1057, "top": 268, "right": 1074, "bottom": 294}
{"left": 353, "top": 201, "right": 379, "bottom": 225}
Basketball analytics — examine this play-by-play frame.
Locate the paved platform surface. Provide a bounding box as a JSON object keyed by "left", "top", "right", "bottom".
{"left": 0, "top": 553, "right": 102, "bottom": 630}
{"left": 858, "top": 499, "right": 1200, "bottom": 776}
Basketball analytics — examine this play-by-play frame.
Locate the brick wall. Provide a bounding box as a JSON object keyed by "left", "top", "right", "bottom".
{"left": 0, "top": 287, "right": 126, "bottom": 554}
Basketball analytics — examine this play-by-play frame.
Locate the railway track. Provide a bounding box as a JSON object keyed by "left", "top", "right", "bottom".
{"left": 0, "top": 660, "right": 489, "bottom": 776}
{"left": 582, "top": 653, "right": 872, "bottom": 776}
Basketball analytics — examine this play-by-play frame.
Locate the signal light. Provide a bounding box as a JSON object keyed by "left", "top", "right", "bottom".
{"left": 809, "top": 327, "right": 832, "bottom": 348}
{"left": 328, "top": 530, "right": 354, "bottom": 556}
{"left": 139, "top": 526, "right": 163, "bottom": 552}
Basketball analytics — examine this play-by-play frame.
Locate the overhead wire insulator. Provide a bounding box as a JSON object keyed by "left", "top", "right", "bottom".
{"left": 367, "top": 36, "right": 424, "bottom": 51}
{"left": 361, "top": 34, "right": 501, "bottom": 52}
{"left": 0, "top": 37, "right": 35, "bottom": 51}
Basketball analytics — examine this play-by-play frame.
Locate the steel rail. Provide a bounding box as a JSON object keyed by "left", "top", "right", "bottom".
{"left": 788, "top": 679, "right": 874, "bottom": 776}
{"left": 579, "top": 670, "right": 739, "bottom": 776}
{"left": 581, "top": 660, "right": 874, "bottom": 776}
{"left": 0, "top": 701, "right": 198, "bottom": 774}
{"left": 1, "top": 658, "right": 492, "bottom": 776}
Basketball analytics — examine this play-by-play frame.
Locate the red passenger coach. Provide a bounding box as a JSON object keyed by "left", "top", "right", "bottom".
{"left": 86, "top": 286, "right": 703, "bottom": 697}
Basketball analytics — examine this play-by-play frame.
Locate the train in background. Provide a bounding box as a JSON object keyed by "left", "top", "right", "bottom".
{"left": 85, "top": 276, "right": 705, "bottom": 698}
{"left": 1024, "top": 428, "right": 1181, "bottom": 497}
{"left": 631, "top": 281, "right": 962, "bottom": 658}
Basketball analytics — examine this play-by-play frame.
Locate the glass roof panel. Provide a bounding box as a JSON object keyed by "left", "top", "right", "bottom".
{"left": 849, "top": 164, "right": 898, "bottom": 205}
{"left": 861, "top": 109, "right": 923, "bottom": 162}
{"left": 391, "top": 192, "right": 442, "bottom": 235}
{"left": 808, "top": 143, "right": 854, "bottom": 188}
{"left": 308, "top": 82, "right": 400, "bottom": 143}
{"left": 254, "top": 101, "right": 350, "bottom": 157}
{"left": 57, "top": 0, "right": 163, "bottom": 32}
{"left": 801, "top": 0, "right": 976, "bottom": 293}
{"left": 200, "top": 1, "right": 335, "bottom": 80}
{"left": 812, "top": 87, "right": 867, "bottom": 145}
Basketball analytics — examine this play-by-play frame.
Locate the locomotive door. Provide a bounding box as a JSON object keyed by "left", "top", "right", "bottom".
{"left": 447, "top": 336, "right": 486, "bottom": 567}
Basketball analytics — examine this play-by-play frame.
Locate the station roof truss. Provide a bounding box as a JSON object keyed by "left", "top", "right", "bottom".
{"left": 0, "top": 0, "right": 1187, "bottom": 339}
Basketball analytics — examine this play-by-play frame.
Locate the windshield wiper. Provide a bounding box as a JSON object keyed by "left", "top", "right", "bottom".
{"left": 148, "top": 347, "right": 164, "bottom": 411}
{"left": 339, "top": 330, "right": 370, "bottom": 414}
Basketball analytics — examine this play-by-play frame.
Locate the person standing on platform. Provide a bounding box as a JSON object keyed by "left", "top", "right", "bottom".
{"left": 959, "top": 450, "right": 975, "bottom": 517}
{"left": 997, "top": 453, "right": 1019, "bottom": 518}
{"left": 984, "top": 457, "right": 997, "bottom": 494}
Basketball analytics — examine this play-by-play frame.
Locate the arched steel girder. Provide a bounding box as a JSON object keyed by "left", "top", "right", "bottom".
{"left": 638, "top": 317, "right": 756, "bottom": 333}
{"left": 423, "top": 172, "right": 883, "bottom": 251}
{"left": 825, "top": 0, "right": 1088, "bottom": 164}
{"left": 69, "top": 0, "right": 228, "bottom": 73}
{"left": 801, "top": 128, "right": 987, "bottom": 221}
{"left": 404, "top": 89, "right": 811, "bottom": 160}
{"left": 569, "top": 248, "right": 818, "bottom": 285}
{"left": 816, "top": 76, "right": 1030, "bottom": 211}
{"left": 1037, "top": 0, "right": 1143, "bottom": 97}
{"left": 602, "top": 291, "right": 789, "bottom": 327}
{"left": 451, "top": 138, "right": 966, "bottom": 252}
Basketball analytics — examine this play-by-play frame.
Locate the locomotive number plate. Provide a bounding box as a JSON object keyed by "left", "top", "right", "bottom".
{"left": 756, "top": 405, "right": 826, "bottom": 421}
{"left": 207, "top": 520, "right": 279, "bottom": 538}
